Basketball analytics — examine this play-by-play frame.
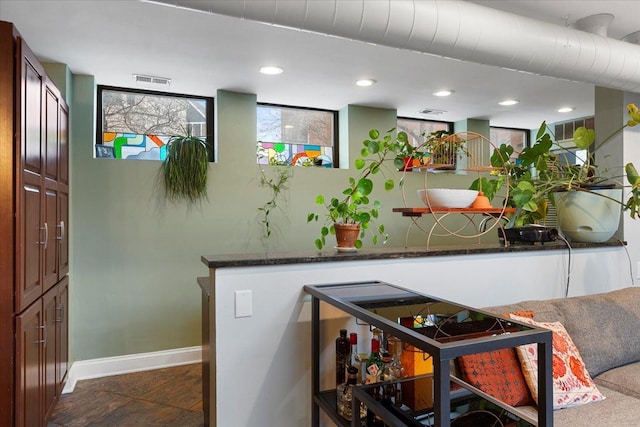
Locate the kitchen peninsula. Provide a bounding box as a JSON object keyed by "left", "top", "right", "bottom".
{"left": 199, "top": 241, "right": 627, "bottom": 427}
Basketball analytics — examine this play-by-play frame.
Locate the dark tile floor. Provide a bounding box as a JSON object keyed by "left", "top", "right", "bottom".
{"left": 48, "top": 363, "right": 204, "bottom": 427}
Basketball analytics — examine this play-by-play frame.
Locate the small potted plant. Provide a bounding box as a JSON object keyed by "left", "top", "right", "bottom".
{"left": 473, "top": 103, "right": 640, "bottom": 241}
{"left": 162, "top": 129, "right": 210, "bottom": 203}
{"left": 307, "top": 128, "right": 412, "bottom": 250}
{"left": 424, "top": 130, "right": 467, "bottom": 170}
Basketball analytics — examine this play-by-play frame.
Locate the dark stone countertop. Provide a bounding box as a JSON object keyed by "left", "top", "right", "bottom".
{"left": 201, "top": 240, "right": 626, "bottom": 269}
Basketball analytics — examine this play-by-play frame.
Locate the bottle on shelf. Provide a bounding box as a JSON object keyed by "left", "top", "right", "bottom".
{"left": 348, "top": 333, "right": 359, "bottom": 380}
{"left": 336, "top": 329, "right": 350, "bottom": 385}
{"left": 387, "top": 335, "right": 405, "bottom": 407}
{"left": 365, "top": 337, "right": 383, "bottom": 384}
{"left": 336, "top": 366, "right": 367, "bottom": 421}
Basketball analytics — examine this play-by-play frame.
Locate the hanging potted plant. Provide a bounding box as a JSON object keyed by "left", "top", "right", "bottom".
{"left": 307, "top": 128, "right": 412, "bottom": 251}
{"left": 472, "top": 103, "right": 640, "bottom": 242}
{"left": 162, "top": 129, "right": 210, "bottom": 203}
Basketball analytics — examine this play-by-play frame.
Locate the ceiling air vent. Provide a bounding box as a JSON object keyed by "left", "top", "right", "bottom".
{"left": 418, "top": 108, "right": 447, "bottom": 115}
{"left": 132, "top": 74, "right": 172, "bottom": 87}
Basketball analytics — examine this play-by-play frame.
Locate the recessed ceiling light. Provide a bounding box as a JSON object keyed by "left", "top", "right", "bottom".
{"left": 498, "top": 99, "right": 519, "bottom": 106}
{"left": 557, "top": 107, "right": 575, "bottom": 113}
{"left": 356, "top": 79, "right": 376, "bottom": 87}
{"left": 433, "top": 90, "right": 454, "bottom": 97}
{"left": 259, "top": 66, "right": 284, "bottom": 75}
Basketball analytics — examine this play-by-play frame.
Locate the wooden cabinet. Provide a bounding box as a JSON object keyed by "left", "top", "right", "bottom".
{"left": 0, "top": 20, "right": 70, "bottom": 427}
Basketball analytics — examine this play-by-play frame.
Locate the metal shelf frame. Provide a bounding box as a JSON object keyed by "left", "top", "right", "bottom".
{"left": 305, "top": 280, "right": 553, "bottom": 427}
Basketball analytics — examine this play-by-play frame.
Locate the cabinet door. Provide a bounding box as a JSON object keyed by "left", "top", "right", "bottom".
{"left": 44, "top": 86, "right": 59, "bottom": 183}
{"left": 56, "top": 277, "right": 69, "bottom": 392}
{"left": 57, "top": 190, "right": 69, "bottom": 278}
{"left": 57, "top": 103, "right": 69, "bottom": 278}
{"left": 43, "top": 185, "right": 58, "bottom": 291}
{"left": 15, "top": 300, "right": 44, "bottom": 427}
{"left": 43, "top": 288, "right": 58, "bottom": 422}
{"left": 17, "top": 37, "right": 45, "bottom": 313}
{"left": 20, "top": 39, "right": 44, "bottom": 176}
{"left": 19, "top": 174, "right": 43, "bottom": 312}
{"left": 58, "top": 104, "right": 68, "bottom": 187}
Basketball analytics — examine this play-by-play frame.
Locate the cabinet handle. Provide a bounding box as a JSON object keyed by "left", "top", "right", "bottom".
{"left": 56, "top": 304, "right": 64, "bottom": 323}
{"left": 39, "top": 223, "right": 48, "bottom": 249}
{"left": 34, "top": 324, "right": 46, "bottom": 344}
{"left": 56, "top": 221, "right": 65, "bottom": 241}
{"left": 40, "top": 223, "right": 49, "bottom": 250}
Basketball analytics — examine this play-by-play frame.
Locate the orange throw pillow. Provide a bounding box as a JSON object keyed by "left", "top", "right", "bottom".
{"left": 458, "top": 347, "right": 533, "bottom": 406}
{"left": 456, "top": 310, "right": 535, "bottom": 407}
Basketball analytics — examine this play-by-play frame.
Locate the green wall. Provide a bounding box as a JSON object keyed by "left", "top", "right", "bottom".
{"left": 67, "top": 81, "right": 485, "bottom": 362}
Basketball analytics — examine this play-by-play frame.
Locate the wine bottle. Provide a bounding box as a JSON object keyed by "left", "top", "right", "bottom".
{"left": 335, "top": 329, "right": 349, "bottom": 385}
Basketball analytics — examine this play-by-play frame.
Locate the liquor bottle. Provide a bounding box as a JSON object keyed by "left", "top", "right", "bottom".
{"left": 348, "top": 333, "right": 359, "bottom": 379}
{"left": 335, "top": 329, "right": 349, "bottom": 385}
{"left": 365, "top": 338, "right": 383, "bottom": 384}
{"left": 387, "top": 336, "right": 405, "bottom": 407}
{"left": 336, "top": 366, "right": 367, "bottom": 421}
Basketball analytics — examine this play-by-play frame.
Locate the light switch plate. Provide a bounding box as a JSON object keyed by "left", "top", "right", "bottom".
{"left": 235, "top": 290, "right": 252, "bottom": 318}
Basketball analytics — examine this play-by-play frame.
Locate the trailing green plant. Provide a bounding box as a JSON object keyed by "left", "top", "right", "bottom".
{"left": 307, "top": 128, "right": 412, "bottom": 250}
{"left": 162, "top": 130, "right": 209, "bottom": 203}
{"left": 470, "top": 103, "right": 640, "bottom": 226}
{"left": 256, "top": 148, "right": 293, "bottom": 240}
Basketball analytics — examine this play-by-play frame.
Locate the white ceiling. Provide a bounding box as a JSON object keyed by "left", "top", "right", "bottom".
{"left": 1, "top": 0, "right": 639, "bottom": 129}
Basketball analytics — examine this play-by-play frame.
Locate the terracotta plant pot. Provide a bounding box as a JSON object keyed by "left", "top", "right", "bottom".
{"left": 334, "top": 223, "right": 361, "bottom": 249}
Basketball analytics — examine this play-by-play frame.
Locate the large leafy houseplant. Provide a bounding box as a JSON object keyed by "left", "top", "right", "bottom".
{"left": 162, "top": 131, "right": 210, "bottom": 203}
{"left": 307, "top": 128, "right": 412, "bottom": 250}
{"left": 472, "top": 103, "right": 640, "bottom": 228}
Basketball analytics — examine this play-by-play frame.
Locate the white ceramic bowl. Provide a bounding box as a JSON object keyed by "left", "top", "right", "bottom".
{"left": 417, "top": 188, "right": 478, "bottom": 208}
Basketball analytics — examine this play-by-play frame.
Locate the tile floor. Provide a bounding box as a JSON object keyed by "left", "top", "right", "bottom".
{"left": 48, "top": 363, "right": 204, "bottom": 427}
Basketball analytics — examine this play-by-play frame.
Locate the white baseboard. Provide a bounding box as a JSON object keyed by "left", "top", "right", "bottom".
{"left": 62, "top": 345, "right": 202, "bottom": 394}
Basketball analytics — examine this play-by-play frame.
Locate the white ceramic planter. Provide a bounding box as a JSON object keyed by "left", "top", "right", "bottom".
{"left": 554, "top": 188, "right": 622, "bottom": 242}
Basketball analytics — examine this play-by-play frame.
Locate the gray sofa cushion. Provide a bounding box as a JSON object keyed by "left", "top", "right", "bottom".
{"left": 595, "top": 361, "right": 640, "bottom": 399}
{"left": 550, "top": 287, "right": 640, "bottom": 377}
{"left": 485, "top": 287, "right": 640, "bottom": 377}
{"left": 553, "top": 385, "right": 640, "bottom": 427}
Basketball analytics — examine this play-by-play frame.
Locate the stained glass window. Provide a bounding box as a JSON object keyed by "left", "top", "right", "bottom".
{"left": 96, "top": 85, "right": 213, "bottom": 161}
{"left": 257, "top": 104, "right": 336, "bottom": 167}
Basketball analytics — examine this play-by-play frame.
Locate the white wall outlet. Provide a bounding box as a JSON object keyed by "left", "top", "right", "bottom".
{"left": 235, "top": 290, "right": 252, "bottom": 318}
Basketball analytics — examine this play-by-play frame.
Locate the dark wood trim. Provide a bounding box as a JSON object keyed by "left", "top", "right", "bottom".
{"left": 0, "top": 20, "right": 17, "bottom": 427}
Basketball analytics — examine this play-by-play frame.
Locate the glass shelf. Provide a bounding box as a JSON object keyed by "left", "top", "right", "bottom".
{"left": 352, "top": 374, "right": 535, "bottom": 427}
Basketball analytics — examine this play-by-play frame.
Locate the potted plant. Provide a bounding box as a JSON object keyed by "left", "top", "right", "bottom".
{"left": 424, "top": 130, "right": 467, "bottom": 170}
{"left": 472, "top": 103, "right": 640, "bottom": 241}
{"left": 162, "top": 129, "right": 210, "bottom": 203}
{"left": 307, "top": 128, "right": 412, "bottom": 250}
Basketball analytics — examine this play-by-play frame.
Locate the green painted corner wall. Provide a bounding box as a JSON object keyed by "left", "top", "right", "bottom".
{"left": 67, "top": 79, "right": 490, "bottom": 363}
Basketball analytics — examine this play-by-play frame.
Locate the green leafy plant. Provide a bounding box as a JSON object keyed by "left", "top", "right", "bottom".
{"left": 256, "top": 148, "right": 293, "bottom": 240}
{"left": 424, "top": 129, "right": 468, "bottom": 166}
{"left": 306, "top": 128, "right": 412, "bottom": 250}
{"left": 471, "top": 103, "right": 640, "bottom": 226}
{"left": 162, "top": 130, "right": 210, "bottom": 203}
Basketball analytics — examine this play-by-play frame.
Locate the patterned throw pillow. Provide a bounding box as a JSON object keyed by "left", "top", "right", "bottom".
{"left": 455, "top": 310, "right": 536, "bottom": 407}
{"left": 457, "top": 347, "right": 533, "bottom": 406}
{"left": 509, "top": 314, "right": 606, "bottom": 410}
